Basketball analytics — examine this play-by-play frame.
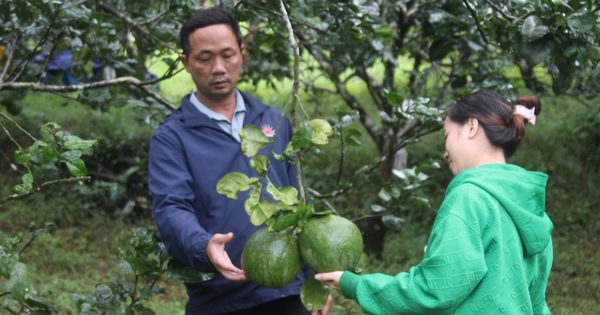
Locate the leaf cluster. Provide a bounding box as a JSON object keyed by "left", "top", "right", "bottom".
{"left": 71, "top": 227, "right": 211, "bottom": 315}
{"left": 217, "top": 119, "right": 333, "bottom": 232}
{"left": 10, "top": 122, "right": 97, "bottom": 195}
{"left": 0, "top": 223, "right": 57, "bottom": 314}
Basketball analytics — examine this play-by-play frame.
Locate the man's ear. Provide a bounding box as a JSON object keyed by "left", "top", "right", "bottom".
{"left": 467, "top": 117, "right": 479, "bottom": 139}
{"left": 179, "top": 53, "right": 189, "bottom": 70}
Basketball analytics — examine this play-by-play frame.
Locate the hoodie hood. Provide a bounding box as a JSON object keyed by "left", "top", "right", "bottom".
{"left": 448, "top": 164, "right": 553, "bottom": 256}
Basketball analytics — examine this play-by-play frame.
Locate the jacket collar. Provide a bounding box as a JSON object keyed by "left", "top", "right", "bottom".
{"left": 179, "top": 90, "right": 270, "bottom": 128}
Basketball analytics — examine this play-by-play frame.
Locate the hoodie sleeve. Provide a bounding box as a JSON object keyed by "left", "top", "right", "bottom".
{"left": 148, "top": 126, "right": 215, "bottom": 273}
{"left": 339, "top": 188, "right": 489, "bottom": 314}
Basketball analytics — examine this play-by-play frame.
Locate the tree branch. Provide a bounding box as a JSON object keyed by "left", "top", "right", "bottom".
{"left": 463, "top": 0, "right": 489, "bottom": 44}
{"left": 0, "top": 33, "right": 20, "bottom": 83}
{"left": 310, "top": 120, "right": 425, "bottom": 199}
{"left": 484, "top": 0, "right": 518, "bottom": 21}
{"left": 0, "top": 176, "right": 91, "bottom": 206}
{"left": 0, "top": 78, "right": 176, "bottom": 111}
{"left": 295, "top": 32, "right": 381, "bottom": 147}
{"left": 278, "top": 0, "right": 308, "bottom": 204}
{"left": 98, "top": 3, "right": 178, "bottom": 52}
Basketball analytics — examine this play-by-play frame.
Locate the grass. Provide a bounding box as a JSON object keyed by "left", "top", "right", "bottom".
{"left": 2, "top": 204, "right": 598, "bottom": 314}
{"left": 0, "top": 207, "right": 187, "bottom": 314}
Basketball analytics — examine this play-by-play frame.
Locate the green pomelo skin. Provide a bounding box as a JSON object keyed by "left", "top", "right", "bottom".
{"left": 241, "top": 227, "right": 302, "bottom": 288}
{"left": 298, "top": 214, "right": 363, "bottom": 273}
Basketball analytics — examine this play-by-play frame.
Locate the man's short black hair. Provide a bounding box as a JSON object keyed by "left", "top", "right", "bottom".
{"left": 179, "top": 7, "right": 243, "bottom": 55}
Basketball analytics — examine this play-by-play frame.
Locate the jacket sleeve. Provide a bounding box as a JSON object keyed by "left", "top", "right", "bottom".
{"left": 339, "top": 192, "right": 488, "bottom": 314}
{"left": 148, "top": 127, "right": 215, "bottom": 273}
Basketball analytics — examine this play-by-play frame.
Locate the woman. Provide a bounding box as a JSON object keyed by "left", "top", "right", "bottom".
{"left": 316, "top": 90, "right": 553, "bottom": 314}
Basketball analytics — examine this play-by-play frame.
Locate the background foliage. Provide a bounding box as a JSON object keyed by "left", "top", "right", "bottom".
{"left": 1, "top": 0, "right": 599, "bottom": 314}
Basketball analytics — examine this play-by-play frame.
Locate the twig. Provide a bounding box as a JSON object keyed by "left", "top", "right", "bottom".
{"left": 0, "top": 111, "right": 37, "bottom": 142}
{"left": 0, "top": 78, "right": 176, "bottom": 111}
{"left": 98, "top": 3, "right": 178, "bottom": 52}
{"left": 306, "top": 187, "right": 338, "bottom": 214}
{"left": 462, "top": 0, "right": 489, "bottom": 44}
{"left": 0, "top": 176, "right": 91, "bottom": 206}
{"left": 484, "top": 0, "right": 517, "bottom": 21}
{"left": 0, "top": 33, "right": 20, "bottom": 82}
{"left": 278, "top": 0, "right": 309, "bottom": 205}
{"left": 310, "top": 120, "right": 427, "bottom": 199}
{"left": 2, "top": 305, "right": 18, "bottom": 315}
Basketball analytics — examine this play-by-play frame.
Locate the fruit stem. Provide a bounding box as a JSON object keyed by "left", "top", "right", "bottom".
{"left": 278, "top": 0, "right": 307, "bottom": 207}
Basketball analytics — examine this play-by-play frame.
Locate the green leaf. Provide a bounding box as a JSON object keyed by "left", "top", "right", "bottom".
{"left": 41, "top": 146, "right": 60, "bottom": 162}
{"left": 61, "top": 150, "right": 83, "bottom": 162}
{"left": 385, "top": 91, "right": 404, "bottom": 107}
{"left": 300, "top": 276, "right": 330, "bottom": 312}
{"left": 309, "top": 119, "right": 333, "bottom": 145}
{"left": 24, "top": 296, "right": 54, "bottom": 312}
{"left": 13, "top": 149, "right": 31, "bottom": 164}
{"left": 371, "top": 204, "right": 387, "bottom": 213}
{"left": 250, "top": 155, "right": 269, "bottom": 176}
{"left": 521, "top": 15, "right": 549, "bottom": 42}
{"left": 291, "top": 121, "right": 312, "bottom": 150}
{"left": 552, "top": 54, "right": 576, "bottom": 94}
{"left": 266, "top": 181, "right": 298, "bottom": 206}
{"left": 65, "top": 158, "right": 88, "bottom": 177}
{"left": 345, "top": 128, "right": 362, "bottom": 146}
{"left": 522, "top": 39, "right": 552, "bottom": 66}
{"left": 13, "top": 173, "right": 34, "bottom": 195}
{"left": 168, "top": 265, "right": 213, "bottom": 283}
{"left": 63, "top": 135, "right": 98, "bottom": 151}
{"left": 7, "top": 262, "right": 31, "bottom": 302}
{"left": 244, "top": 189, "right": 261, "bottom": 219}
{"left": 429, "top": 39, "right": 456, "bottom": 61}
{"left": 0, "top": 247, "right": 19, "bottom": 279}
{"left": 382, "top": 215, "right": 405, "bottom": 232}
{"left": 567, "top": 12, "right": 597, "bottom": 34}
{"left": 240, "top": 125, "right": 270, "bottom": 157}
{"left": 268, "top": 212, "right": 299, "bottom": 232}
{"left": 40, "top": 122, "right": 61, "bottom": 142}
{"left": 542, "top": 0, "right": 573, "bottom": 11}
{"left": 407, "top": 196, "right": 431, "bottom": 208}
{"left": 247, "top": 198, "right": 276, "bottom": 226}
{"left": 216, "top": 172, "right": 252, "bottom": 199}
{"left": 129, "top": 301, "right": 158, "bottom": 315}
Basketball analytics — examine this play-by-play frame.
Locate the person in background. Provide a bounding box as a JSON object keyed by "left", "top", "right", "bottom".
{"left": 148, "top": 7, "right": 330, "bottom": 315}
{"left": 316, "top": 89, "right": 553, "bottom": 315}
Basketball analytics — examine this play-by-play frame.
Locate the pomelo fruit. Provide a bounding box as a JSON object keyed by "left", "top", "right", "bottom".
{"left": 298, "top": 214, "right": 363, "bottom": 273}
{"left": 241, "top": 226, "right": 301, "bottom": 288}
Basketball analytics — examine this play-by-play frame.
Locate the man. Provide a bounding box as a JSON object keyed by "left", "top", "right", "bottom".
{"left": 148, "top": 7, "right": 329, "bottom": 315}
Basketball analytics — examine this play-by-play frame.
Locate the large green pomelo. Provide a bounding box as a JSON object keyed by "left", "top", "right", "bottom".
{"left": 298, "top": 214, "right": 363, "bottom": 273}
{"left": 241, "top": 227, "right": 302, "bottom": 288}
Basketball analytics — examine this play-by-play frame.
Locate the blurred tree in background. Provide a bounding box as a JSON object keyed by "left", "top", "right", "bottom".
{"left": 1, "top": 0, "right": 599, "bottom": 255}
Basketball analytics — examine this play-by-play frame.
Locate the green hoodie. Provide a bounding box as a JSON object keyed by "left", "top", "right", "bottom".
{"left": 340, "top": 164, "right": 553, "bottom": 314}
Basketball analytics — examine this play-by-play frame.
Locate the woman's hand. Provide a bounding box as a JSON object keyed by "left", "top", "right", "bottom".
{"left": 311, "top": 294, "right": 333, "bottom": 315}
{"left": 315, "top": 271, "right": 343, "bottom": 290}
{"left": 206, "top": 232, "right": 247, "bottom": 281}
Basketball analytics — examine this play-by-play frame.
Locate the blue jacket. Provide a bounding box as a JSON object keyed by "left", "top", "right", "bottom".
{"left": 148, "top": 91, "right": 308, "bottom": 314}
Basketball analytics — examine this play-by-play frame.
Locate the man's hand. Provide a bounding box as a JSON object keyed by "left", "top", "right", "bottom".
{"left": 206, "top": 232, "right": 247, "bottom": 281}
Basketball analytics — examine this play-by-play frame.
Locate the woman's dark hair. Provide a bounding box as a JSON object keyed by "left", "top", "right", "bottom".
{"left": 447, "top": 90, "right": 542, "bottom": 158}
{"left": 179, "top": 7, "right": 243, "bottom": 55}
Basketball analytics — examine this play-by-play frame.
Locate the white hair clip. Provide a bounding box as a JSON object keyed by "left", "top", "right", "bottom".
{"left": 514, "top": 104, "right": 536, "bottom": 125}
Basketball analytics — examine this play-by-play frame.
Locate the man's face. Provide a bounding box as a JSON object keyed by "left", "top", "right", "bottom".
{"left": 179, "top": 24, "right": 243, "bottom": 106}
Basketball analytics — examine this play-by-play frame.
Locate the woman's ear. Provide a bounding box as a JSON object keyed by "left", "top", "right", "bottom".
{"left": 467, "top": 117, "right": 479, "bottom": 139}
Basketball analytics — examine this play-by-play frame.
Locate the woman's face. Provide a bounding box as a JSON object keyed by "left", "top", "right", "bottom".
{"left": 443, "top": 118, "right": 470, "bottom": 176}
